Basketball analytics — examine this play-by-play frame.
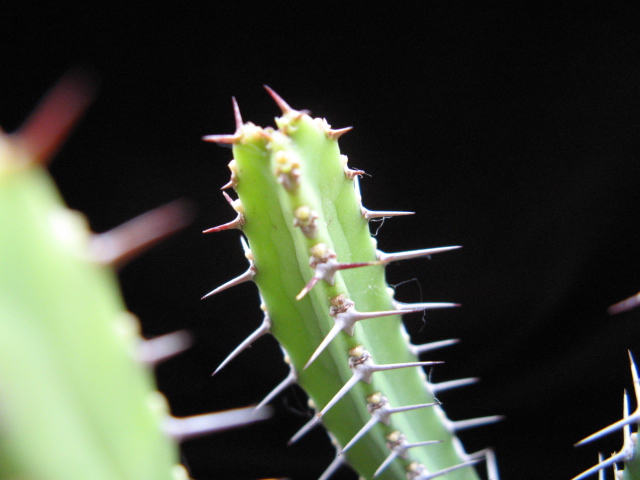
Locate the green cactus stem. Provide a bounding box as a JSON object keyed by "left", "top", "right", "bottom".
{"left": 204, "top": 87, "right": 501, "bottom": 480}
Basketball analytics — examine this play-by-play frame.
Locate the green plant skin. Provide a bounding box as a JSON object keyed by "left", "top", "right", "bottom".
{"left": 222, "top": 104, "right": 482, "bottom": 480}
{"left": 0, "top": 141, "right": 180, "bottom": 480}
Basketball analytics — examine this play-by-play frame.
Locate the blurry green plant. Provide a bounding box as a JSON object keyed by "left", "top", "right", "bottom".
{"left": 0, "top": 73, "right": 268, "bottom": 480}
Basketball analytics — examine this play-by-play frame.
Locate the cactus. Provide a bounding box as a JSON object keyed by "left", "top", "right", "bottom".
{"left": 0, "top": 74, "right": 269, "bottom": 480}
{"left": 202, "top": 87, "right": 501, "bottom": 480}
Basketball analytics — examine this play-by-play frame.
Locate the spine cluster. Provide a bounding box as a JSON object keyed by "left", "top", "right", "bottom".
{"left": 204, "top": 87, "right": 500, "bottom": 480}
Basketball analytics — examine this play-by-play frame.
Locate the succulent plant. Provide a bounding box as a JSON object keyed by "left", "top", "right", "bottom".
{"left": 201, "top": 87, "right": 501, "bottom": 480}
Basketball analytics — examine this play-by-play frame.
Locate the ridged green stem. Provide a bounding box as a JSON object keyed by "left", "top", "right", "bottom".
{"left": 224, "top": 102, "right": 481, "bottom": 480}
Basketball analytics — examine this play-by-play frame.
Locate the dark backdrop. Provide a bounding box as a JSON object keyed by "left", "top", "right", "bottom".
{"left": 3, "top": 4, "right": 640, "bottom": 480}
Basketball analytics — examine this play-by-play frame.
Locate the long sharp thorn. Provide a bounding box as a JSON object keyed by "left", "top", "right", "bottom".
{"left": 370, "top": 360, "right": 444, "bottom": 375}
{"left": 395, "top": 301, "right": 460, "bottom": 311}
{"left": 203, "top": 99, "right": 244, "bottom": 145}
{"left": 202, "top": 217, "right": 243, "bottom": 233}
{"left": 431, "top": 377, "right": 479, "bottom": 394}
{"left": 202, "top": 133, "right": 241, "bottom": 144}
{"left": 378, "top": 245, "right": 462, "bottom": 264}
{"left": 352, "top": 307, "right": 426, "bottom": 322}
{"left": 202, "top": 266, "right": 255, "bottom": 299}
{"left": 622, "top": 390, "right": 633, "bottom": 451}
{"left": 304, "top": 322, "right": 344, "bottom": 370}
{"left": 462, "top": 447, "right": 500, "bottom": 480}
{"left": 342, "top": 397, "right": 437, "bottom": 455}
{"left": 340, "top": 416, "right": 379, "bottom": 454}
{"left": 264, "top": 85, "right": 295, "bottom": 115}
{"left": 289, "top": 415, "right": 321, "bottom": 445}
{"left": 220, "top": 178, "right": 234, "bottom": 190}
{"left": 411, "top": 459, "right": 482, "bottom": 480}
{"left": 387, "top": 402, "right": 440, "bottom": 416}
{"left": 363, "top": 209, "right": 415, "bottom": 220}
{"left": 629, "top": 351, "right": 640, "bottom": 405}
{"left": 317, "top": 374, "right": 360, "bottom": 419}
{"left": 335, "top": 261, "right": 382, "bottom": 271}
{"left": 483, "top": 448, "right": 500, "bottom": 480}
{"left": 335, "top": 305, "right": 440, "bottom": 339}
{"left": 409, "top": 339, "right": 460, "bottom": 356}
{"left": 90, "top": 200, "right": 193, "bottom": 268}
{"left": 203, "top": 192, "right": 244, "bottom": 233}
{"left": 203, "top": 236, "right": 254, "bottom": 299}
{"left": 375, "top": 440, "right": 442, "bottom": 478}
{"left": 575, "top": 390, "right": 638, "bottom": 446}
{"left": 212, "top": 316, "right": 271, "bottom": 376}
{"left": 374, "top": 452, "right": 399, "bottom": 478}
{"left": 317, "top": 453, "right": 345, "bottom": 480}
{"left": 254, "top": 365, "right": 297, "bottom": 411}
{"left": 164, "top": 405, "right": 271, "bottom": 441}
{"left": 608, "top": 291, "right": 640, "bottom": 315}
{"left": 327, "top": 126, "right": 353, "bottom": 140}
{"left": 317, "top": 349, "right": 441, "bottom": 422}
{"left": 351, "top": 349, "right": 442, "bottom": 384}
{"left": 296, "top": 276, "right": 320, "bottom": 300}
{"left": 572, "top": 453, "right": 627, "bottom": 480}
{"left": 445, "top": 415, "right": 504, "bottom": 433}
{"left": 16, "top": 69, "right": 96, "bottom": 166}
{"left": 409, "top": 440, "right": 444, "bottom": 449}
{"left": 575, "top": 414, "right": 640, "bottom": 446}
{"left": 138, "top": 330, "right": 192, "bottom": 366}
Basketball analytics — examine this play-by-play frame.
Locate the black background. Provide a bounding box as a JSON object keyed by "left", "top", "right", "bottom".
{"left": 3, "top": 3, "right": 640, "bottom": 480}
